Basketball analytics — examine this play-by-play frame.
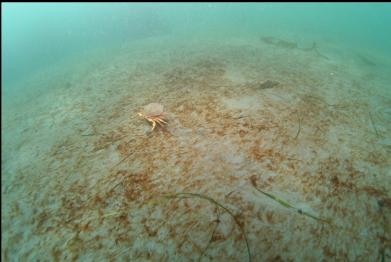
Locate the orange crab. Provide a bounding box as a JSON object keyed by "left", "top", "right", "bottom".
{"left": 137, "top": 103, "right": 168, "bottom": 131}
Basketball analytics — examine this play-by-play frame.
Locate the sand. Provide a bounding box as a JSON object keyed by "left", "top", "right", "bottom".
{"left": 2, "top": 35, "right": 391, "bottom": 261}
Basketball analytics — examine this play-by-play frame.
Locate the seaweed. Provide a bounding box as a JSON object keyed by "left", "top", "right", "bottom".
{"left": 260, "top": 36, "right": 329, "bottom": 59}
{"left": 250, "top": 176, "right": 331, "bottom": 224}
{"left": 198, "top": 208, "right": 221, "bottom": 261}
{"left": 302, "top": 94, "right": 349, "bottom": 111}
{"left": 81, "top": 133, "right": 99, "bottom": 136}
{"left": 161, "top": 192, "right": 252, "bottom": 262}
{"left": 294, "top": 110, "right": 302, "bottom": 140}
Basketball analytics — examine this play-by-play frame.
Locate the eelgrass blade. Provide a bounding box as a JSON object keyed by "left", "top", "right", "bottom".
{"left": 250, "top": 177, "right": 331, "bottom": 224}
{"left": 162, "top": 192, "right": 252, "bottom": 262}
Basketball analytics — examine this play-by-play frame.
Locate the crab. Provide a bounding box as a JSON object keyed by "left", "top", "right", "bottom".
{"left": 137, "top": 103, "right": 168, "bottom": 131}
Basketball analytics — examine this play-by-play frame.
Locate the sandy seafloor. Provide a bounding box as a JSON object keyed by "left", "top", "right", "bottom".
{"left": 2, "top": 35, "right": 391, "bottom": 261}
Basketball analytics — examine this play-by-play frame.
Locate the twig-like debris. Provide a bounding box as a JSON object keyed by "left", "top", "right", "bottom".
{"left": 113, "top": 152, "right": 133, "bottom": 168}
{"left": 112, "top": 138, "right": 136, "bottom": 168}
{"left": 225, "top": 190, "right": 237, "bottom": 198}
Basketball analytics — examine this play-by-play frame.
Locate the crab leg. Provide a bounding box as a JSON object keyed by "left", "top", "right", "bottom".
{"left": 150, "top": 117, "right": 165, "bottom": 125}
{"left": 151, "top": 120, "right": 157, "bottom": 131}
{"left": 145, "top": 118, "right": 157, "bottom": 131}
{"left": 155, "top": 118, "right": 167, "bottom": 126}
{"left": 157, "top": 118, "right": 168, "bottom": 124}
{"left": 155, "top": 120, "right": 164, "bottom": 127}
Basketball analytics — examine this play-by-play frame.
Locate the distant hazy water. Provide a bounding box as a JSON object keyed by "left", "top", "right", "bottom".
{"left": 2, "top": 3, "right": 391, "bottom": 89}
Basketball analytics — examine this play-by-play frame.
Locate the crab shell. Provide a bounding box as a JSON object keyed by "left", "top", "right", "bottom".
{"left": 142, "top": 103, "right": 165, "bottom": 117}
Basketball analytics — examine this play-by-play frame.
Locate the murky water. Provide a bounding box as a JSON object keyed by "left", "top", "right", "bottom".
{"left": 2, "top": 3, "right": 391, "bottom": 261}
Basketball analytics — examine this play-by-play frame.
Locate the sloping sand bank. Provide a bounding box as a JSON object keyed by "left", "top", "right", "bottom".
{"left": 2, "top": 36, "right": 391, "bottom": 261}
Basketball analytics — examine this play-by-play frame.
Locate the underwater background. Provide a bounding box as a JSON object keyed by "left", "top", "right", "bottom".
{"left": 2, "top": 3, "right": 391, "bottom": 261}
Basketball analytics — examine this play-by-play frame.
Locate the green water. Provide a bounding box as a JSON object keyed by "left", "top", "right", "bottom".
{"left": 3, "top": 3, "right": 391, "bottom": 87}
{"left": 2, "top": 3, "right": 391, "bottom": 261}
